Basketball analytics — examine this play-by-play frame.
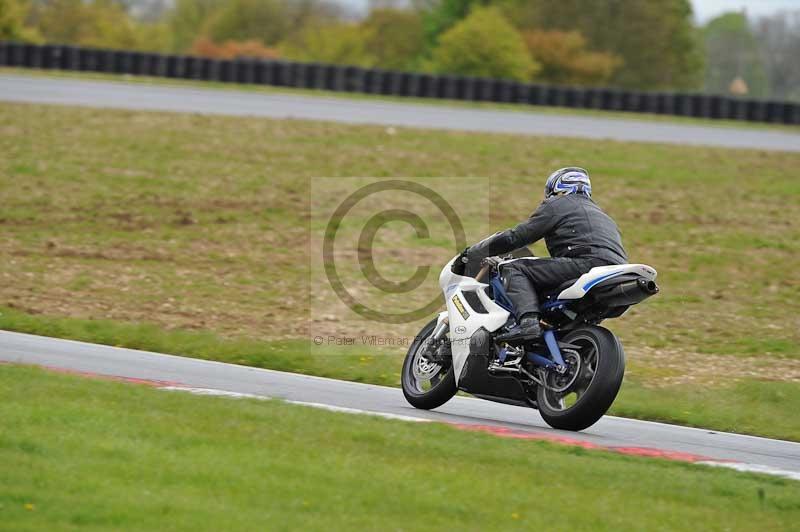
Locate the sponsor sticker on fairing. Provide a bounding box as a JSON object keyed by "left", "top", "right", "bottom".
{"left": 451, "top": 294, "right": 470, "bottom": 320}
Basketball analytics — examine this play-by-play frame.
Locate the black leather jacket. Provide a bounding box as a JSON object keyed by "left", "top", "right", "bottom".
{"left": 468, "top": 194, "right": 627, "bottom": 265}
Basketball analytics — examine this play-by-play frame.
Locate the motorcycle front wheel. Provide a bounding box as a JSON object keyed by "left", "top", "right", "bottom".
{"left": 537, "top": 325, "right": 625, "bottom": 431}
{"left": 401, "top": 318, "right": 456, "bottom": 410}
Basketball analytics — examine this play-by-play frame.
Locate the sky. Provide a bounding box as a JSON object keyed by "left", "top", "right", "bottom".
{"left": 692, "top": 0, "right": 800, "bottom": 21}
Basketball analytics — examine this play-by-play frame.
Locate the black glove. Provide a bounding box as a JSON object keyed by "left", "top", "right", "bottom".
{"left": 481, "top": 256, "right": 503, "bottom": 270}
{"left": 451, "top": 247, "right": 471, "bottom": 275}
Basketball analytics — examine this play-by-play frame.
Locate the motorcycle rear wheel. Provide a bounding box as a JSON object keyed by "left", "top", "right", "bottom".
{"left": 401, "top": 318, "right": 456, "bottom": 410}
{"left": 537, "top": 325, "right": 625, "bottom": 431}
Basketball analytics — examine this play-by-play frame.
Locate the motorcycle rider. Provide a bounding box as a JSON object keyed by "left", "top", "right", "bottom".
{"left": 462, "top": 167, "right": 627, "bottom": 342}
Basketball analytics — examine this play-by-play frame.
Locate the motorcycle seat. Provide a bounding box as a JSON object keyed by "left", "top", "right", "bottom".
{"left": 542, "top": 278, "right": 578, "bottom": 300}
{"left": 555, "top": 264, "right": 658, "bottom": 300}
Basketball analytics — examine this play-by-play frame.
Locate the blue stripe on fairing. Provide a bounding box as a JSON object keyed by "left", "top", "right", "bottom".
{"left": 582, "top": 270, "right": 625, "bottom": 291}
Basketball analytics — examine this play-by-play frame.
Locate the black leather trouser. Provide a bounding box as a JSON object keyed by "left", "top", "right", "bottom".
{"left": 501, "top": 257, "right": 598, "bottom": 318}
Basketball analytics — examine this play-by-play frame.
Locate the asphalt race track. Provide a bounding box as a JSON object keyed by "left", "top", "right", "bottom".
{"left": 2, "top": 330, "right": 798, "bottom": 480}
{"left": 1, "top": 74, "right": 799, "bottom": 152}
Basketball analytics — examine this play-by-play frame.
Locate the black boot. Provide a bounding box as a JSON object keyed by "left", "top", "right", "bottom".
{"left": 496, "top": 314, "right": 542, "bottom": 343}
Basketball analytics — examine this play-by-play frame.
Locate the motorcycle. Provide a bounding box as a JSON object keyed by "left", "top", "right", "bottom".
{"left": 401, "top": 248, "right": 658, "bottom": 431}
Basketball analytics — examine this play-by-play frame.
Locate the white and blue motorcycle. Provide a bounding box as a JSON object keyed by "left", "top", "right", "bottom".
{"left": 402, "top": 249, "right": 658, "bottom": 431}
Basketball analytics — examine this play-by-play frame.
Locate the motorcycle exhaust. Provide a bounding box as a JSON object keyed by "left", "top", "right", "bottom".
{"left": 599, "top": 278, "right": 659, "bottom": 308}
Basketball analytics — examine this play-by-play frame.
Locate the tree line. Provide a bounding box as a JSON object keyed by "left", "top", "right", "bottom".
{"left": 2, "top": 0, "right": 798, "bottom": 100}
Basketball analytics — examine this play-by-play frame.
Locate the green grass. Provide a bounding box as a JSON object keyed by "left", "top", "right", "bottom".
{"left": 1, "top": 364, "right": 798, "bottom": 531}
{"left": 1, "top": 101, "right": 799, "bottom": 440}
{"left": 616, "top": 379, "right": 800, "bottom": 441}
{"left": 3, "top": 66, "right": 799, "bottom": 133}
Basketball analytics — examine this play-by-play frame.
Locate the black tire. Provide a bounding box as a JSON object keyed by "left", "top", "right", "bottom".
{"left": 537, "top": 326, "right": 625, "bottom": 431}
{"left": 401, "top": 318, "right": 456, "bottom": 410}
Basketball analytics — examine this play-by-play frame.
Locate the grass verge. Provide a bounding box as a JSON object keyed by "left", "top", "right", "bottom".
{"left": 1, "top": 363, "right": 799, "bottom": 531}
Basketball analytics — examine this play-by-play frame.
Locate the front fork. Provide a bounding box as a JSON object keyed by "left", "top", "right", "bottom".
{"left": 419, "top": 316, "right": 450, "bottom": 364}
{"left": 431, "top": 315, "right": 449, "bottom": 342}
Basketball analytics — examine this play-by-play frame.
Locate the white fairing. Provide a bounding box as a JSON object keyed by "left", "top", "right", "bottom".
{"left": 438, "top": 255, "right": 656, "bottom": 384}
{"left": 439, "top": 256, "right": 510, "bottom": 385}
{"left": 557, "top": 264, "right": 657, "bottom": 299}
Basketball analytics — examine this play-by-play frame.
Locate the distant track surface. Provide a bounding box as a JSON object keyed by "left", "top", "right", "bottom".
{"left": 2, "top": 330, "right": 799, "bottom": 481}
{"left": 1, "top": 74, "right": 799, "bottom": 152}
